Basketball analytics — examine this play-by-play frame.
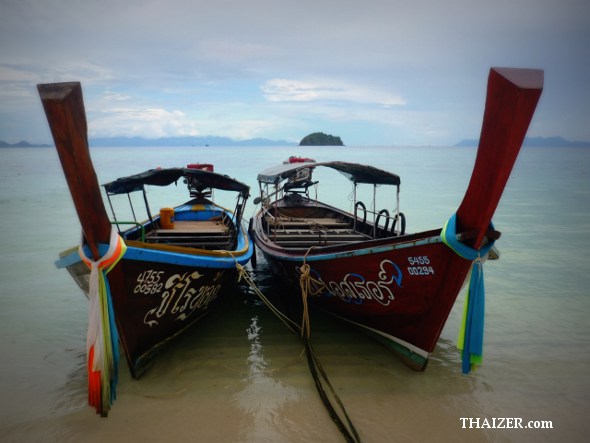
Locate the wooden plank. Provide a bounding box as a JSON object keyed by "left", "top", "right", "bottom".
{"left": 267, "top": 219, "right": 350, "bottom": 229}
{"left": 157, "top": 220, "right": 229, "bottom": 234}
{"left": 147, "top": 235, "right": 231, "bottom": 242}
{"left": 271, "top": 228, "right": 357, "bottom": 234}
{"left": 156, "top": 229, "right": 229, "bottom": 236}
{"left": 271, "top": 233, "right": 368, "bottom": 241}
{"left": 171, "top": 243, "right": 229, "bottom": 251}
{"left": 266, "top": 217, "right": 346, "bottom": 224}
{"left": 276, "top": 239, "right": 364, "bottom": 247}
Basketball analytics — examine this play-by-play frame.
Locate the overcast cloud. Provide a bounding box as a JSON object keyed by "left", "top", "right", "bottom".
{"left": 1, "top": 0, "right": 589, "bottom": 145}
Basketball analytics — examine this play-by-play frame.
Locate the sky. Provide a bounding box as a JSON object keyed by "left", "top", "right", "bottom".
{"left": 1, "top": 0, "right": 589, "bottom": 146}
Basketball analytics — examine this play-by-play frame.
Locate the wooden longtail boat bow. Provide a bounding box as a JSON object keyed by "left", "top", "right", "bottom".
{"left": 38, "top": 82, "right": 134, "bottom": 406}
{"left": 456, "top": 68, "right": 543, "bottom": 248}
{"left": 37, "top": 82, "right": 111, "bottom": 259}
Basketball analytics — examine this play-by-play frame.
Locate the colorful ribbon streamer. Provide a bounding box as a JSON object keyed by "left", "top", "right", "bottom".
{"left": 79, "top": 229, "right": 127, "bottom": 415}
{"left": 441, "top": 214, "right": 496, "bottom": 374}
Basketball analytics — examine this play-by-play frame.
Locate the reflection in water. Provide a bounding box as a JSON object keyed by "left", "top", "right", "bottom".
{"left": 233, "top": 315, "right": 300, "bottom": 443}
{"left": 53, "top": 350, "right": 88, "bottom": 414}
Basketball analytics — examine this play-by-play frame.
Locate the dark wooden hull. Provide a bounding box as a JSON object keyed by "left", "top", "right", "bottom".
{"left": 252, "top": 206, "right": 476, "bottom": 370}
{"left": 58, "top": 235, "right": 251, "bottom": 377}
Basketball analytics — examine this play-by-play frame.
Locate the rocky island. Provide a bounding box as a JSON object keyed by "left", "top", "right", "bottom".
{"left": 299, "top": 132, "right": 344, "bottom": 146}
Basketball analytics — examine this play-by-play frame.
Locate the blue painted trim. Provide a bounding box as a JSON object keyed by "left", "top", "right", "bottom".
{"left": 55, "top": 249, "right": 82, "bottom": 268}
{"left": 57, "top": 231, "right": 253, "bottom": 270}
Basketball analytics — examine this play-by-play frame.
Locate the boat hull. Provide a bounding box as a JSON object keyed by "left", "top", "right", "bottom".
{"left": 252, "top": 215, "right": 478, "bottom": 370}
{"left": 58, "top": 236, "right": 251, "bottom": 377}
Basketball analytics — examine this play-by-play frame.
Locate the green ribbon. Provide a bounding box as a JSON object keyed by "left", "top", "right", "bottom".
{"left": 441, "top": 214, "right": 496, "bottom": 374}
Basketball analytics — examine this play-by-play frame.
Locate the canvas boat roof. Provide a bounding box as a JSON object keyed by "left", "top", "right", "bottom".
{"left": 103, "top": 167, "right": 250, "bottom": 196}
{"left": 257, "top": 161, "right": 401, "bottom": 186}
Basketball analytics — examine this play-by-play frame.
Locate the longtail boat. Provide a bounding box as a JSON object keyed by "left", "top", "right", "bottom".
{"left": 250, "top": 68, "right": 543, "bottom": 372}
{"left": 38, "top": 83, "right": 253, "bottom": 415}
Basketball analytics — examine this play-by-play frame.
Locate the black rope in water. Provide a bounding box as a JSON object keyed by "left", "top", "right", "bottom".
{"left": 237, "top": 265, "right": 362, "bottom": 442}
{"left": 304, "top": 338, "right": 362, "bottom": 443}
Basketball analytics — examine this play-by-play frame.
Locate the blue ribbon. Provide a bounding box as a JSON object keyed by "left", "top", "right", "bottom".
{"left": 441, "top": 214, "right": 496, "bottom": 374}
{"left": 103, "top": 274, "right": 119, "bottom": 403}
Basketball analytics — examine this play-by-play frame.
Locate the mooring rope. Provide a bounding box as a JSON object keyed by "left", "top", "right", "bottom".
{"left": 232, "top": 250, "right": 361, "bottom": 442}
{"left": 298, "top": 246, "right": 326, "bottom": 337}
{"left": 304, "top": 340, "right": 361, "bottom": 443}
{"left": 298, "top": 247, "right": 361, "bottom": 443}
{"left": 234, "top": 262, "right": 300, "bottom": 335}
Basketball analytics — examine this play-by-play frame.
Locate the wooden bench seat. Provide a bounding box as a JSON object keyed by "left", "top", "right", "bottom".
{"left": 275, "top": 239, "right": 366, "bottom": 248}
{"left": 146, "top": 220, "right": 232, "bottom": 249}
{"left": 266, "top": 225, "right": 369, "bottom": 248}
{"left": 266, "top": 217, "right": 350, "bottom": 229}
{"left": 270, "top": 228, "right": 359, "bottom": 235}
{"left": 271, "top": 233, "right": 368, "bottom": 242}
{"left": 155, "top": 241, "right": 231, "bottom": 249}
{"left": 156, "top": 220, "right": 229, "bottom": 235}
{"left": 147, "top": 235, "right": 230, "bottom": 242}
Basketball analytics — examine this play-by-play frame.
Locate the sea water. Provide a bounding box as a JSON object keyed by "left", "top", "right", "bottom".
{"left": 0, "top": 145, "right": 588, "bottom": 442}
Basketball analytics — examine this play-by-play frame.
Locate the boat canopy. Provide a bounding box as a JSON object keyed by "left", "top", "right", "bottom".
{"left": 257, "top": 161, "right": 401, "bottom": 186}
{"left": 103, "top": 167, "right": 250, "bottom": 196}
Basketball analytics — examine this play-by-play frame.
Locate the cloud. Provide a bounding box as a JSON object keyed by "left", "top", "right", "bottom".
{"left": 90, "top": 107, "right": 199, "bottom": 138}
{"left": 0, "top": 0, "right": 589, "bottom": 145}
{"left": 261, "top": 79, "right": 405, "bottom": 107}
{"left": 103, "top": 91, "right": 131, "bottom": 102}
{"left": 0, "top": 64, "right": 40, "bottom": 83}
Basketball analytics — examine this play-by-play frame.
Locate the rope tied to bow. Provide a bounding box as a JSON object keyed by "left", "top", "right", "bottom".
{"left": 298, "top": 247, "right": 327, "bottom": 339}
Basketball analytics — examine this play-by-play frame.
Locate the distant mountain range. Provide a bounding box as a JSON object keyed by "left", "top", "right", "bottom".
{"left": 90, "top": 136, "right": 298, "bottom": 147}
{"left": 0, "top": 140, "right": 52, "bottom": 148}
{"left": 454, "top": 136, "right": 590, "bottom": 148}
{"left": 2, "top": 135, "right": 589, "bottom": 148}
{"left": 0, "top": 136, "right": 296, "bottom": 148}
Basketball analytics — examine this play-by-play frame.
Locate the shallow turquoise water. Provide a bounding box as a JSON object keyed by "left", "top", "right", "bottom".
{"left": 0, "top": 145, "right": 588, "bottom": 442}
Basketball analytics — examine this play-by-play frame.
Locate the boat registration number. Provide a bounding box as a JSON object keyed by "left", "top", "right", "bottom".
{"left": 407, "top": 256, "right": 435, "bottom": 276}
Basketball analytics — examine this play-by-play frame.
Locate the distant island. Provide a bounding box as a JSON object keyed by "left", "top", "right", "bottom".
{"left": 299, "top": 132, "right": 344, "bottom": 146}
{"left": 454, "top": 136, "right": 590, "bottom": 148}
